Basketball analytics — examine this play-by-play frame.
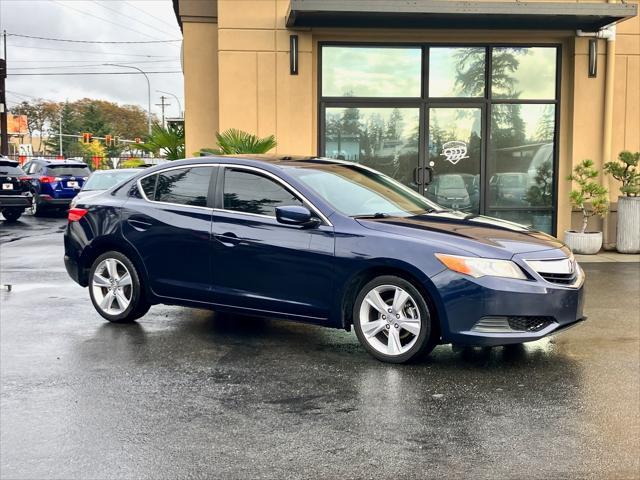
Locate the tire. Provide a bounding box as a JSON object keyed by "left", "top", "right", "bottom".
{"left": 30, "top": 194, "right": 45, "bottom": 217}
{"left": 353, "top": 275, "right": 436, "bottom": 364}
{"left": 1, "top": 208, "right": 23, "bottom": 222}
{"left": 88, "top": 251, "right": 150, "bottom": 323}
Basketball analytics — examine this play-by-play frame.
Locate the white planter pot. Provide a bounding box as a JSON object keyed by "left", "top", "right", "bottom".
{"left": 616, "top": 196, "right": 640, "bottom": 254}
{"left": 563, "top": 230, "right": 603, "bottom": 255}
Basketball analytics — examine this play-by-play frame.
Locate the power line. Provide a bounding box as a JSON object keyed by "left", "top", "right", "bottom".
{"left": 121, "top": 0, "right": 180, "bottom": 30}
{"left": 89, "top": 1, "right": 175, "bottom": 39}
{"left": 10, "top": 60, "right": 180, "bottom": 70}
{"left": 50, "top": 1, "right": 163, "bottom": 41}
{"left": 11, "top": 57, "right": 177, "bottom": 63}
{"left": 8, "top": 71, "right": 183, "bottom": 76}
{"left": 6, "top": 33, "right": 181, "bottom": 44}
{"left": 8, "top": 43, "right": 175, "bottom": 58}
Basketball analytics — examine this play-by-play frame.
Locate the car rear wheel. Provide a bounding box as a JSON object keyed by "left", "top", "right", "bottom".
{"left": 353, "top": 275, "right": 436, "bottom": 363}
{"left": 29, "top": 194, "right": 44, "bottom": 217}
{"left": 1, "top": 208, "right": 23, "bottom": 222}
{"left": 89, "top": 251, "right": 150, "bottom": 323}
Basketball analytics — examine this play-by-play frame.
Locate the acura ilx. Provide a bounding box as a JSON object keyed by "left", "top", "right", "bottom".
{"left": 64, "top": 155, "right": 585, "bottom": 363}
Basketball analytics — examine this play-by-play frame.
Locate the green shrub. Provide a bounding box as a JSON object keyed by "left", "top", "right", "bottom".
{"left": 567, "top": 159, "right": 609, "bottom": 233}
{"left": 604, "top": 150, "right": 640, "bottom": 197}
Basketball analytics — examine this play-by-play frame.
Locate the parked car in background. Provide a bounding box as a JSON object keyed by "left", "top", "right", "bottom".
{"left": 21, "top": 159, "right": 91, "bottom": 216}
{"left": 64, "top": 155, "right": 585, "bottom": 364}
{"left": 490, "top": 172, "right": 529, "bottom": 206}
{"left": 70, "top": 169, "right": 144, "bottom": 208}
{"left": 425, "top": 173, "right": 472, "bottom": 211}
{"left": 0, "top": 156, "right": 32, "bottom": 223}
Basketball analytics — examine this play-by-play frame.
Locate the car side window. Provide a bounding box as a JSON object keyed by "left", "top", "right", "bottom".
{"left": 155, "top": 167, "right": 213, "bottom": 207}
{"left": 223, "top": 168, "right": 303, "bottom": 217}
{"left": 139, "top": 174, "right": 157, "bottom": 199}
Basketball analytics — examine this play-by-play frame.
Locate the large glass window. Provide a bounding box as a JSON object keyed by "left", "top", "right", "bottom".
{"left": 223, "top": 169, "right": 302, "bottom": 216}
{"left": 324, "top": 107, "right": 420, "bottom": 189}
{"left": 154, "top": 167, "right": 212, "bottom": 207}
{"left": 322, "top": 46, "right": 422, "bottom": 97}
{"left": 429, "top": 47, "right": 486, "bottom": 98}
{"left": 491, "top": 47, "right": 557, "bottom": 100}
{"left": 319, "top": 44, "right": 559, "bottom": 234}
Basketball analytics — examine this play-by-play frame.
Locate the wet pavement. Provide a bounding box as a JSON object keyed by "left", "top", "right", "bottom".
{"left": 1, "top": 213, "right": 639, "bottom": 479}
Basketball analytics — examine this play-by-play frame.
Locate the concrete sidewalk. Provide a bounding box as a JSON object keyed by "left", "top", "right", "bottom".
{"left": 575, "top": 251, "right": 640, "bottom": 263}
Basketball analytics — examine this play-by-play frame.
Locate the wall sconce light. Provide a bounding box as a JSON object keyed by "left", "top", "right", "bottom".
{"left": 588, "top": 38, "right": 598, "bottom": 78}
{"left": 289, "top": 35, "right": 298, "bottom": 75}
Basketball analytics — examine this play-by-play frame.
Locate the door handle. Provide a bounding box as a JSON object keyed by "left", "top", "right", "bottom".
{"left": 216, "top": 232, "right": 244, "bottom": 247}
{"left": 413, "top": 167, "right": 423, "bottom": 186}
{"left": 127, "top": 218, "right": 153, "bottom": 232}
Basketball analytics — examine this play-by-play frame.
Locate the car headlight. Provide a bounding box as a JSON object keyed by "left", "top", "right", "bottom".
{"left": 435, "top": 253, "right": 527, "bottom": 280}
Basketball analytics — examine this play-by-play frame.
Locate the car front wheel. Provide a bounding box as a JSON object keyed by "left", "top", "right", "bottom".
{"left": 353, "top": 275, "right": 436, "bottom": 363}
{"left": 89, "top": 251, "right": 150, "bottom": 323}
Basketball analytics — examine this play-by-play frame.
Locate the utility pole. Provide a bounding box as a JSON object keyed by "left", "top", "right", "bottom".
{"left": 59, "top": 112, "right": 63, "bottom": 157}
{"left": 155, "top": 95, "right": 170, "bottom": 129}
{"left": 1, "top": 30, "right": 8, "bottom": 156}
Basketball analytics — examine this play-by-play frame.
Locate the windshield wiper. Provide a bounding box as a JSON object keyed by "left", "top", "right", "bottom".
{"left": 353, "top": 212, "right": 390, "bottom": 219}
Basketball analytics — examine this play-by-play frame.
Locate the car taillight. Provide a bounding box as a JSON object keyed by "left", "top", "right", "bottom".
{"left": 19, "top": 176, "right": 30, "bottom": 181}
{"left": 68, "top": 208, "right": 88, "bottom": 222}
{"left": 40, "top": 176, "right": 56, "bottom": 183}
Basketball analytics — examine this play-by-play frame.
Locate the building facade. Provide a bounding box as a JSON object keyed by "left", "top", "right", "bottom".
{"left": 173, "top": 0, "right": 638, "bottom": 239}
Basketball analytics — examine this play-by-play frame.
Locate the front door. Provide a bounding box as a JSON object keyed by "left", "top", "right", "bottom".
{"left": 425, "top": 106, "right": 483, "bottom": 213}
{"left": 211, "top": 166, "right": 335, "bottom": 320}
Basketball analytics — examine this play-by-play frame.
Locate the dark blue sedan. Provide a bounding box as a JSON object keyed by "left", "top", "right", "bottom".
{"left": 64, "top": 155, "right": 586, "bottom": 363}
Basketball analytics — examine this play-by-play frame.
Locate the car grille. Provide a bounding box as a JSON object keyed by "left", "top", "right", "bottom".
{"left": 538, "top": 271, "right": 577, "bottom": 285}
{"left": 507, "top": 316, "right": 554, "bottom": 332}
{"left": 524, "top": 257, "right": 579, "bottom": 286}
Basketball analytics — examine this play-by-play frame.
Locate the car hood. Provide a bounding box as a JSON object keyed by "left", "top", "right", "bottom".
{"left": 356, "top": 211, "right": 566, "bottom": 259}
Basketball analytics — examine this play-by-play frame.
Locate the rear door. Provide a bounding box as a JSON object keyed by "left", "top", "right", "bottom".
{"left": 211, "top": 166, "right": 335, "bottom": 320}
{"left": 122, "top": 165, "right": 217, "bottom": 303}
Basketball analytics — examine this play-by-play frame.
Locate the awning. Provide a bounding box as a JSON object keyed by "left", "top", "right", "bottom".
{"left": 286, "top": 0, "right": 637, "bottom": 31}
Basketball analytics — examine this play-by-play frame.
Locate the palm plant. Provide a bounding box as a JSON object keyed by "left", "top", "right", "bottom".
{"left": 139, "top": 123, "right": 185, "bottom": 160}
{"left": 200, "top": 128, "right": 276, "bottom": 155}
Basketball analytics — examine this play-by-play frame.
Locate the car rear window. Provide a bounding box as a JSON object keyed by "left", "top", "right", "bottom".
{"left": 0, "top": 161, "right": 24, "bottom": 176}
{"left": 45, "top": 165, "right": 91, "bottom": 176}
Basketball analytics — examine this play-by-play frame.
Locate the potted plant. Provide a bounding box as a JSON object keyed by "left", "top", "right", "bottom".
{"left": 565, "top": 159, "right": 609, "bottom": 254}
{"left": 604, "top": 151, "right": 640, "bottom": 253}
{"left": 526, "top": 160, "right": 553, "bottom": 232}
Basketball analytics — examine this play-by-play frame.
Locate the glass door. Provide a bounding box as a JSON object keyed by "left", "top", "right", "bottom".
{"left": 425, "top": 107, "right": 483, "bottom": 213}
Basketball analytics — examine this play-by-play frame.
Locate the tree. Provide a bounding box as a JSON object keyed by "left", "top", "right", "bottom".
{"left": 200, "top": 129, "right": 277, "bottom": 155}
{"left": 604, "top": 150, "right": 640, "bottom": 197}
{"left": 385, "top": 108, "right": 404, "bottom": 141}
{"left": 139, "top": 123, "right": 185, "bottom": 160}
{"left": 81, "top": 139, "right": 108, "bottom": 169}
{"left": 567, "top": 159, "right": 609, "bottom": 233}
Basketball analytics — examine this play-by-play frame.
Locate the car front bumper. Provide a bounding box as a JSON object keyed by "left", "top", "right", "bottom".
{"left": 431, "top": 266, "right": 585, "bottom": 347}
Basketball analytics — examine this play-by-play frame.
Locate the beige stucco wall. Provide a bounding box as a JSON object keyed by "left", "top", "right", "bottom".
{"left": 180, "top": 0, "right": 639, "bottom": 235}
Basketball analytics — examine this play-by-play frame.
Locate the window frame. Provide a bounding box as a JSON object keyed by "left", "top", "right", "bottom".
{"left": 215, "top": 165, "right": 333, "bottom": 226}
{"left": 318, "top": 41, "right": 562, "bottom": 235}
{"left": 136, "top": 164, "right": 218, "bottom": 210}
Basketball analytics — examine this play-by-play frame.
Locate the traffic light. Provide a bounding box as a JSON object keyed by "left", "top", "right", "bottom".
{"left": 105, "top": 134, "right": 113, "bottom": 146}
{"left": 135, "top": 137, "right": 141, "bottom": 144}
{"left": 82, "top": 132, "right": 92, "bottom": 144}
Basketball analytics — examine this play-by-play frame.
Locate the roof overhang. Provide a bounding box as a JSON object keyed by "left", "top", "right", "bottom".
{"left": 286, "top": 0, "right": 637, "bottom": 32}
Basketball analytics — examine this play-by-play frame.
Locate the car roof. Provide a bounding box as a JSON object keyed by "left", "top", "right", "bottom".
{"left": 201, "top": 154, "right": 348, "bottom": 168}
{"left": 0, "top": 157, "right": 19, "bottom": 165}
{"left": 34, "top": 158, "right": 88, "bottom": 166}
{"left": 91, "top": 168, "right": 144, "bottom": 174}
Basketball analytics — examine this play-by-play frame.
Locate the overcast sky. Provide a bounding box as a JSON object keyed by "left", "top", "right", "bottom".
{"left": 1, "top": 0, "right": 184, "bottom": 118}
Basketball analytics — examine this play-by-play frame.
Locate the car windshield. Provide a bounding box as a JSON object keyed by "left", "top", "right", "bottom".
{"left": 287, "top": 163, "right": 440, "bottom": 217}
{"left": 0, "top": 161, "right": 24, "bottom": 175}
{"left": 83, "top": 170, "right": 140, "bottom": 191}
{"left": 46, "top": 165, "right": 90, "bottom": 176}
{"left": 438, "top": 175, "right": 465, "bottom": 189}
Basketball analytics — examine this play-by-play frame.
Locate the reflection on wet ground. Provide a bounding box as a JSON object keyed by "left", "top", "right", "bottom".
{"left": 1, "top": 215, "right": 639, "bottom": 479}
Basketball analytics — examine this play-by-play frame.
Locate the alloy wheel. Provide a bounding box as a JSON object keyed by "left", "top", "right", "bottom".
{"left": 91, "top": 258, "right": 133, "bottom": 315}
{"left": 358, "top": 284, "right": 421, "bottom": 356}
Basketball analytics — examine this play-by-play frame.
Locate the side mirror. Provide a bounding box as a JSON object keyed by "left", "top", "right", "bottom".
{"left": 275, "top": 205, "right": 320, "bottom": 228}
